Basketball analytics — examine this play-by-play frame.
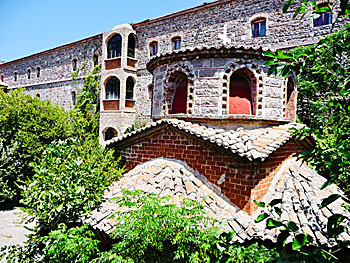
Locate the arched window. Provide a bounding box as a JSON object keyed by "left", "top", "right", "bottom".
{"left": 36, "top": 67, "right": 41, "bottom": 78}
{"left": 14, "top": 72, "right": 17, "bottom": 82}
{"left": 172, "top": 37, "right": 181, "bottom": 51}
{"left": 169, "top": 72, "right": 188, "bottom": 114}
{"left": 72, "top": 59, "right": 77, "bottom": 71}
{"left": 150, "top": 41, "right": 158, "bottom": 56}
{"left": 36, "top": 93, "right": 40, "bottom": 98}
{"left": 126, "top": 77, "right": 134, "bottom": 100}
{"left": 93, "top": 55, "right": 99, "bottom": 67}
{"left": 313, "top": 4, "right": 332, "bottom": 26}
{"left": 229, "top": 72, "right": 253, "bottom": 115}
{"left": 0, "top": 75, "right": 4, "bottom": 82}
{"left": 107, "top": 34, "right": 122, "bottom": 59}
{"left": 104, "top": 127, "right": 117, "bottom": 141}
{"left": 105, "top": 77, "right": 120, "bottom": 100}
{"left": 128, "top": 34, "right": 136, "bottom": 58}
{"left": 71, "top": 91, "right": 77, "bottom": 106}
{"left": 27, "top": 69, "right": 31, "bottom": 79}
{"left": 252, "top": 18, "right": 266, "bottom": 37}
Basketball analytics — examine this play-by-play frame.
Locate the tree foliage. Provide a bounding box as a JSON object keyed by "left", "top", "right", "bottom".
{"left": 0, "top": 89, "right": 77, "bottom": 203}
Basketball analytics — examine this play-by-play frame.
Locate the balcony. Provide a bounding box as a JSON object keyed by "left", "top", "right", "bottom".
{"left": 103, "top": 100, "right": 120, "bottom": 111}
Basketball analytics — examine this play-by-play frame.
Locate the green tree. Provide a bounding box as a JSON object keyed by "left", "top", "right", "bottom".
{"left": 0, "top": 89, "right": 77, "bottom": 204}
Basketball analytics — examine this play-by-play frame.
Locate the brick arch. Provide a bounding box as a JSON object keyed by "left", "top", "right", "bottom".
{"left": 163, "top": 64, "right": 195, "bottom": 115}
{"left": 221, "top": 63, "right": 263, "bottom": 116}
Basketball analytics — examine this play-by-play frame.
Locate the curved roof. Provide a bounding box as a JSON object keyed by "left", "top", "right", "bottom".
{"left": 84, "top": 158, "right": 350, "bottom": 246}
{"left": 147, "top": 44, "right": 273, "bottom": 73}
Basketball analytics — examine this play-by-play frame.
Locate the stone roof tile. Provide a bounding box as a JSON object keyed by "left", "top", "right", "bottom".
{"left": 84, "top": 158, "right": 350, "bottom": 247}
{"left": 105, "top": 119, "right": 307, "bottom": 161}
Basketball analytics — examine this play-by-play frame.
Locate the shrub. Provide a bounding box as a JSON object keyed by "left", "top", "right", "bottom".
{"left": 0, "top": 89, "right": 77, "bottom": 203}
{"left": 20, "top": 138, "right": 124, "bottom": 234}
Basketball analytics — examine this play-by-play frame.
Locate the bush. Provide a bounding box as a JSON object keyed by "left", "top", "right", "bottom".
{"left": 20, "top": 138, "right": 124, "bottom": 234}
{"left": 0, "top": 89, "right": 77, "bottom": 204}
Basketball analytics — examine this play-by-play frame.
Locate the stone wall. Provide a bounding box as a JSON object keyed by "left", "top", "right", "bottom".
{"left": 0, "top": 35, "right": 102, "bottom": 110}
{"left": 151, "top": 55, "right": 293, "bottom": 121}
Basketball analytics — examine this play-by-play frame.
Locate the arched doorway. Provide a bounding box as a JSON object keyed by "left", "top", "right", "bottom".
{"left": 104, "top": 127, "right": 117, "bottom": 141}
{"left": 229, "top": 73, "right": 252, "bottom": 115}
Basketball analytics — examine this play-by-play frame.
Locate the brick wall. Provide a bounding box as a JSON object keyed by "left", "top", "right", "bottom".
{"left": 115, "top": 129, "right": 305, "bottom": 214}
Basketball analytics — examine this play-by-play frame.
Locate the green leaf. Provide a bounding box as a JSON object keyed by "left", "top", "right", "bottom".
{"left": 253, "top": 200, "right": 266, "bottom": 208}
{"left": 266, "top": 219, "right": 283, "bottom": 229}
{"left": 292, "top": 234, "right": 312, "bottom": 251}
{"left": 320, "top": 194, "right": 341, "bottom": 208}
{"left": 286, "top": 222, "right": 299, "bottom": 232}
{"left": 274, "top": 207, "right": 282, "bottom": 216}
{"left": 270, "top": 199, "right": 282, "bottom": 207}
{"left": 283, "top": 0, "right": 294, "bottom": 13}
{"left": 255, "top": 213, "right": 269, "bottom": 223}
{"left": 277, "top": 230, "right": 290, "bottom": 252}
{"left": 328, "top": 214, "right": 346, "bottom": 238}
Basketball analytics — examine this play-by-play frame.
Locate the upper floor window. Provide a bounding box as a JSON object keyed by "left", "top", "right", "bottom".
{"left": 128, "top": 34, "right": 136, "bottom": 58}
{"left": 150, "top": 41, "right": 158, "bottom": 56}
{"left": 0, "top": 75, "right": 4, "bottom": 82}
{"left": 93, "top": 55, "right": 99, "bottom": 67}
{"left": 126, "top": 77, "right": 135, "bottom": 100}
{"left": 14, "top": 72, "right": 18, "bottom": 82}
{"left": 107, "top": 34, "right": 122, "bottom": 59}
{"left": 106, "top": 77, "right": 120, "bottom": 100}
{"left": 172, "top": 37, "right": 181, "bottom": 51}
{"left": 36, "top": 67, "right": 41, "bottom": 78}
{"left": 27, "top": 69, "right": 31, "bottom": 79}
{"left": 148, "top": 84, "right": 153, "bottom": 100}
{"left": 72, "top": 59, "right": 77, "bottom": 71}
{"left": 252, "top": 18, "right": 266, "bottom": 37}
{"left": 313, "top": 5, "right": 332, "bottom": 27}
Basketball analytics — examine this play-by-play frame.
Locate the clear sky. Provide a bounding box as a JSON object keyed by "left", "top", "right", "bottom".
{"left": 0, "top": 0, "right": 206, "bottom": 62}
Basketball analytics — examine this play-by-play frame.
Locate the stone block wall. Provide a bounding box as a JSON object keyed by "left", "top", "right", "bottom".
{"left": 114, "top": 128, "right": 305, "bottom": 214}
{"left": 151, "top": 56, "right": 292, "bottom": 120}
{"left": 0, "top": 35, "right": 102, "bottom": 110}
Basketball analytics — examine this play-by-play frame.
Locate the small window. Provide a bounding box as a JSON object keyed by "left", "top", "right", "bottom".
{"left": 150, "top": 41, "right": 158, "bottom": 56}
{"left": 27, "top": 69, "right": 31, "bottom": 79}
{"left": 172, "top": 37, "right": 181, "bottom": 51}
{"left": 107, "top": 34, "right": 122, "bottom": 59}
{"left": 104, "top": 127, "right": 117, "bottom": 141}
{"left": 93, "top": 55, "right": 99, "bottom": 67}
{"left": 72, "top": 59, "right": 77, "bottom": 71}
{"left": 0, "top": 75, "right": 4, "bottom": 82}
{"left": 128, "top": 34, "right": 136, "bottom": 58}
{"left": 148, "top": 84, "right": 153, "bottom": 100}
{"left": 71, "top": 91, "right": 76, "bottom": 106}
{"left": 313, "top": 12, "right": 332, "bottom": 27}
{"left": 252, "top": 18, "right": 266, "bottom": 37}
{"left": 36, "top": 93, "right": 40, "bottom": 98}
{"left": 126, "top": 77, "right": 134, "bottom": 100}
{"left": 106, "top": 77, "right": 120, "bottom": 100}
{"left": 36, "top": 67, "right": 41, "bottom": 78}
{"left": 14, "top": 72, "right": 18, "bottom": 82}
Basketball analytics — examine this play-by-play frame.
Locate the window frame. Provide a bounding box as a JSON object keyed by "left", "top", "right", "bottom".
{"left": 105, "top": 77, "right": 121, "bottom": 100}
{"left": 107, "top": 34, "right": 123, "bottom": 59}
{"left": 172, "top": 37, "right": 182, "bottom": 51}
{"left": 251, "top": 18, "right": 267, "bottom": 38}
{"left": 149, "top": 41, "right": 159, "bottom": 56}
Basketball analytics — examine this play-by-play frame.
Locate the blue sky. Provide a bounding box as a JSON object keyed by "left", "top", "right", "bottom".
{"left": 0, "top": 0, "right": 205, "bottom": 62}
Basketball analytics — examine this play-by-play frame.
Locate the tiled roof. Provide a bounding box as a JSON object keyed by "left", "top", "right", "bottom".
{"left": 84, "top": 158, "right": 350, "bottom": 246}
{"left": 105, "top": 119, "right": 307, "bottom": 161}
